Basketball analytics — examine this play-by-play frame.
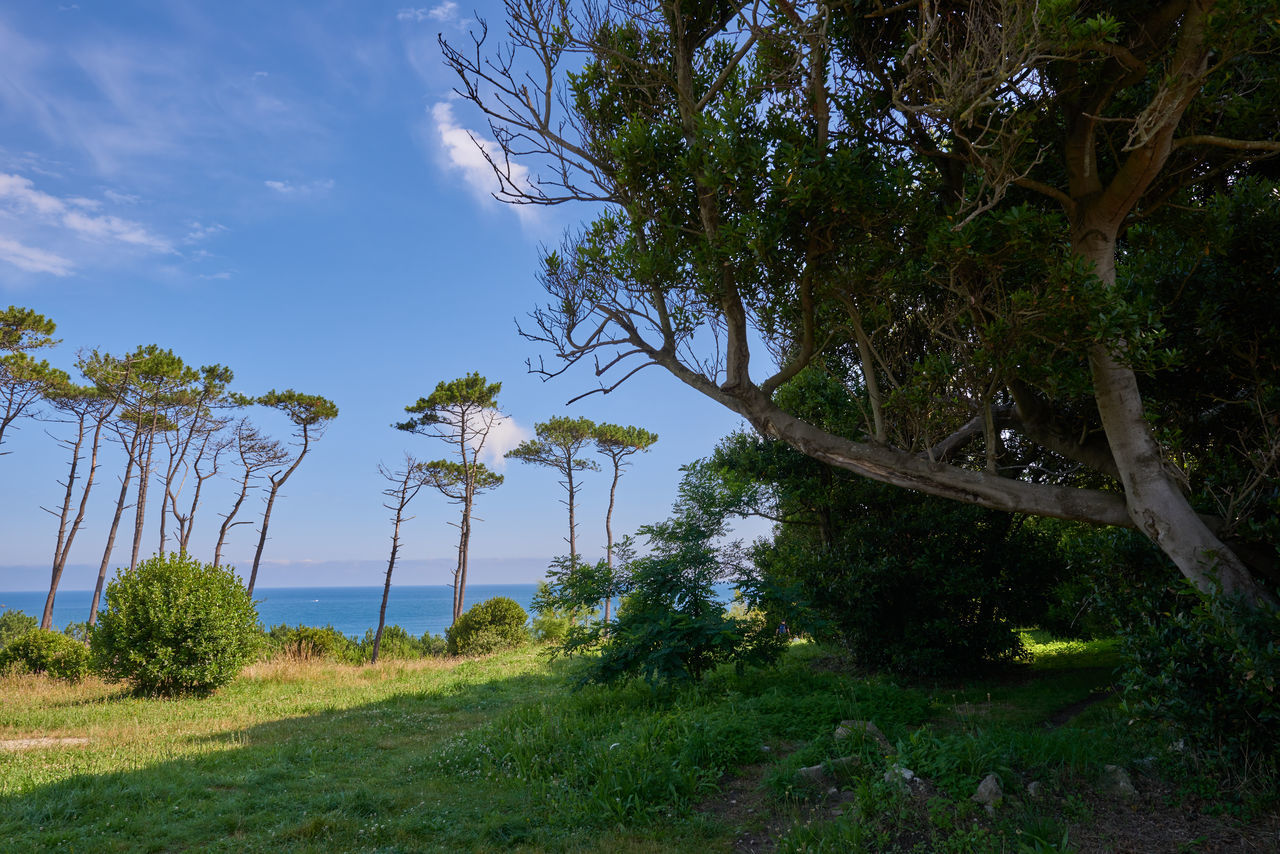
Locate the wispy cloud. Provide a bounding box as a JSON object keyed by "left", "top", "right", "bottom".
{"left": 185, "top": 221, "right": 227, "bottom": 242}
{"left": 0, "top": 235, "right": 74, "bottom": 276}
{"left": 397, "top": 4, "right": 460, "bottom": 25}
{"left": 0, "top": 171, "right": 172, "bottom": 259}
{"left": 430, "top": 101, "right": 539, "bottom": 227}
{"left": 264, "top": 178, "right": 335, "bottom": 197}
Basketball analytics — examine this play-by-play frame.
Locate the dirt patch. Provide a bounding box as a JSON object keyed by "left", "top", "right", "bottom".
{"left": 1042, "top": 687, "right": 1117, "bottom": 729}
{"left": 1063, "top": 778, "right": 1280, "bottom": 853}
{"left": 0, "top": 737, "right": 90, "bottom": 751}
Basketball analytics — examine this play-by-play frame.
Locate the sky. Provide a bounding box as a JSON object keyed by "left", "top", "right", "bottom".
{"left": 0, "top": 0, "right": 771, "bottom": 591}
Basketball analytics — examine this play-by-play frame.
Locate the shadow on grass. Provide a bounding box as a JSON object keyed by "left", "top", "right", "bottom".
{"left": 0, "top": 663, "right": 615, "bottom": 854}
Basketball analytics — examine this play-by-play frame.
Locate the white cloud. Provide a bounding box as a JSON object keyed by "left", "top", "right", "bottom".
{"left": 102, "top": 189, "right": 140, "bottom": 205}
{"left": 0, "top": 235, "right": 74, "bottom": 276}
{"left": 199, "top": 271, "right": 232, "bottom": 280}
{"left": 476, "top": 413, "right": 532, "bottom": 470}
{"left": 0, "top": 171, "right": 171, "bottom": 255}
{"left": 397, "top": 4, "right": 459, "bottom": 24}
{"left": 185, "top": 221, "right": 227, "bottom": 242}
{"left": 430, "top": 101, "right": 539, "bottom": 227}
{"left": 264, "top": 178, "right": 335, "bottom": 197}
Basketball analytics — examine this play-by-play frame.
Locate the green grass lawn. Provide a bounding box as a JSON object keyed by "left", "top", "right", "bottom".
{"left": 0, "top": 637, "right": 1248, "bottom": 853}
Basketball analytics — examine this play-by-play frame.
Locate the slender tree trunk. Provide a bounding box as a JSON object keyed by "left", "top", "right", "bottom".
{"left": 130, "top": 411, "right": 159, "bottom": 569}
{"left": 90, "top": 453, "right": 136, "bottom": 626}
{"left": 566, "top": 467, "right": 577, "bottom": 564}
{"left": 215, "top": 474, "right": 253, "bottom": 567}
{"left": 373, "top": 519, "right": 402, "bottom": 665}
{"left": 603, "top": 463, "right": 620, "bottom": 625}
{"left": 247, "top": 480, "right": 283, "bottom": 597}
{"left": 43, "top": 414, "right": 88, "bottom": 629}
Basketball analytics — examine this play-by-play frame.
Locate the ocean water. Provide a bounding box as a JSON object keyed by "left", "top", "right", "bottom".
{"left": 0, "top": 584, "right": 540, "bottom": 639}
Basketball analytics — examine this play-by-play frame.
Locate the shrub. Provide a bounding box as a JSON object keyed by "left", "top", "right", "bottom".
{"left": 1114, "top": 579, "right": 1279, "bottom": 775}
{"left": 358, "top": 624, "right": 447, "bottom": 661}
{"left": 0, "top": 629, "right": 90, "bottom": 681}
{"left": 0, "top": 608, "right": 38, "bottom": 650}
{"left": 90, "top": 553, "right": 260, "bottom": 696}
{"left": 446, "top": 597, "right": 530, "bottom": 656}
{"left": 266, "top": 624, "right": 360, "bottom": 663}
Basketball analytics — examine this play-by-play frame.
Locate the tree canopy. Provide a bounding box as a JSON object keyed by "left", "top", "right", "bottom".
{"left": 445, "top": 0, "right": 1280, "bottom": 604}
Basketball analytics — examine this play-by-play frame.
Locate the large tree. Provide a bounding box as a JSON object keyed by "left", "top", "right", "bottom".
{"left": 507, "top": 416, "right": 600, "bottom": 566}
{"left": 395, "top": 373, "right": 506, "bottom": 623}
{"left": 444, "top": 0, "right": 1280, "bottom": 604}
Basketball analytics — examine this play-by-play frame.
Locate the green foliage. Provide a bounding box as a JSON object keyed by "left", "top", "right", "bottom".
{"left": 1114, "top": 581, "right": 1280, "bottom": 776}
{"left": 265, "top": 624, "right": 361, "bottom": 663}
{"left": 0, "top": 629, "right": 89, "bottom": 681}
{"left": 0, "top": 608, "right": 38, "bottom": 649}
{"left": 446, "top": 597, "right": 531, "bottom": 656}
{"left": 91, "top": 553, "right": 261, "bottom": 695}
{"left": 359, "top": 625, "right": 448, "bottom": 660}
{"left": 579, "top": 465, "right": 788, "bottom": 685}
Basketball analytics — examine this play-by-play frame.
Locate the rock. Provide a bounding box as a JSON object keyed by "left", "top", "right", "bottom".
{"left": 798, "top": 756, "right": 861, "bottom": 787}
{"left": 883, "top": 763, "right": 916, "bottom": 787}
{"left": 798, "top": 764, "right": 828, "bottom": 785}
{"left": 971, "top": 773, "right": 1003, "bottom": 815}
{"left": 834, "top": 719, "right": 892, "bottom": 753}
{"left": 1026, "top": 781, "right": 1042, "bottom": 799}
{"left": 1101, "top": 764, "right": 1137, "bottom": 799}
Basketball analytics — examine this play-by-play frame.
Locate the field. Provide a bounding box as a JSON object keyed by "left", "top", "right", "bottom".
{"left": 1, "top": 639, "right": 1275, "bottom": 853}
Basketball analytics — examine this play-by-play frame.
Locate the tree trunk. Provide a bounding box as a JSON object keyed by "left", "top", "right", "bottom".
{"left": 373, "top": 520, "right": 402, "bottom": 665}
{"left": 1075, "top": 220, "right": 1274, "bottom": 604}
{"left": 603, "top": 463, "right": 620, "bottom": 625}
{"left": 247, "top": 480, "right": 282, "bottom": 597}
{"left": 129, "top": 413, "right": 158, "bottom": 569}
{"left": 43, "top": 413, "right": 88, "bottom": 630}
{"left": 89, "top": 454, "right": 136, "bottom": 626}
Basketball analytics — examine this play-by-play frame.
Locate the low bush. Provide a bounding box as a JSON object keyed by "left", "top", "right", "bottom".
{"left": 0, "top": 608, "right": 38, "bottom": 650}
{"left": 358, "top": 624, "right": 448, "bottom": 660}
{"left": 446, "top": 597, "right": 530, "bottom": 656}
{"left": 90, "top": 553, "right": 260, "bottom": 696}
{"left": 266, "top": 624, "right": 361, "bottom": 663}
{"left": 0, "top": 629, "right": 90, "bottom": 681}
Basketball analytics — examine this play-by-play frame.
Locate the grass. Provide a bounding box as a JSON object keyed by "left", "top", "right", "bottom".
{"left": 1, "top": 636, "right": 1260, "bottom": 853}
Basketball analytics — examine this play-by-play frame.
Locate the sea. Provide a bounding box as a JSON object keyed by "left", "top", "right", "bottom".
{"left": 0, "top": 584, "right": 540, "bottom": 639}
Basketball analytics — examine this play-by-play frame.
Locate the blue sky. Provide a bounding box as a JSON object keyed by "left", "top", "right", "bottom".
{"left": 0, "top": 0, "right": 768, "bottom": 590}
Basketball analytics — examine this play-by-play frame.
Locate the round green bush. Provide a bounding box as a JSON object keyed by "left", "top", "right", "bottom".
{"left": 0, "top": 629, "right": 90, "bottom": 681}
{"left": 446, "top": 596, "right": 530, "bottom": 656}
{"left": 90, "top": 553, "right": 260, "bottom": 695}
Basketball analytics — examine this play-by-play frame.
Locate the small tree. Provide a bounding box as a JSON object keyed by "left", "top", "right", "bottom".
{"left": 372, "top": 455, "right": 430, "bottom": 664}
{"left": 0, "top": 306, "right": 59, "bottom": 454}
{"left": 243, "top": 390, "right": 338, "bottom": 595}
{"left": 213, "top": 419, "right": 290, "bottom": 567}
{"left": 395, "top": 373, "right": 506, "bottom": 622}
{"left": 506, "top": 416, "right": 600, "bottom": 566}
{"left": 90, "top": 552, "right": 260, "bottom": 696}
{"left": 593, "top": 422, "right": 657, "bottom": 622}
